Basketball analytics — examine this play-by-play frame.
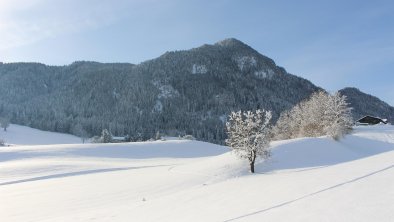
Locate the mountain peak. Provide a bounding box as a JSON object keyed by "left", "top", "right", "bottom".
{"left": 214, "top": 38, "right": 247, "bottom": 47}
{"left": 341, "top": 87, "right": 361, "bottom": 93}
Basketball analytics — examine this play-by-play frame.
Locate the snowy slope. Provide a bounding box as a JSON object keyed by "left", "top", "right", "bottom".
{"left": 0, "top": 124, "right": 82, "bottom": 145}
{"left": 0, "top": 125, "right": 393, "bottom": 221}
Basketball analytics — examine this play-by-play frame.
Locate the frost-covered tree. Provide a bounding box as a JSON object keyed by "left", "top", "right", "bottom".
{"left": 273, "top": 91, "right": 353, "bottom": 140}
{"left": 101, "top": 129, "right": 113, "bottom": 143}
{"left": 299, "top": 91, "right": 328, "bottom": 137}
{"left": 226, "top": 109, "right": 272, "bottom": 173}
{"left": 272, "top": 104, "right": 302, "bottom": 140}
{"left": 0, "top": 117, "right": 10, "bottom": 131}
{"left": 324, "top": 92, "right": 353, "bottom": 140}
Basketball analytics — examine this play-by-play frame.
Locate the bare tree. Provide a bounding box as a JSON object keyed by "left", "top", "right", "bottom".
{"left": 226, "top": 110, "right": 272, "bottom": 173}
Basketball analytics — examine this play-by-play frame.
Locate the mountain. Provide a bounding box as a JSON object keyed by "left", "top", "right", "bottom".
{"left": 339, "top": 87, "right": 394, "bottom": 123}
{"left": 1, "top": 40, "right": 392, "bottom": 143}
{"left": 0, "top": 38, "right": 322, "bottom": 143}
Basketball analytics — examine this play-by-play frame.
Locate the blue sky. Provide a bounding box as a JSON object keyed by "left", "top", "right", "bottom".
{"left": 1, "top": 0, "right": 393, "bottom": 105}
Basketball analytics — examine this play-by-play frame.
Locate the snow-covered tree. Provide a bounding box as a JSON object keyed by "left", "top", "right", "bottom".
{"left": 324, "top": 92, "right": 353, "bottom": 140}
{"left": 226, "top": 109, "right": 272, "bottom": 173}
{"left": 273, "top": 91, "right": 353, "bottom": 140}
{"left": 101, "top": 129, "right": 113, "bottom": 143}
{"left": 0, "top": 117, "right": 10, "bottom": 131}
{"left": 272, "top": 104, "right": 303, "bottom": 140}
{"left": 298, "top": 91, "right": 327, "bottom": 137}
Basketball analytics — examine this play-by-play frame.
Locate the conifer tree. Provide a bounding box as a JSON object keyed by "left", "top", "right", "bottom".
{"left": 101, "top": 129, "right": 113, "bottom": 143}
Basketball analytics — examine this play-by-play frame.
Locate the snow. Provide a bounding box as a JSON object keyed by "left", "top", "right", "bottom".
{"left": 112, "top": 88, "right": 120, "bottom": 99}
{"left": 151, "top": 81, "right": 179, "bottom": 112}
{"left": 0, "top": 124, "right": 81, "bottom": 145}
{"left": 0, "top": 125, "right": 393, "bottom": 221}
{"left": 254, "top": 69, "right": 275, "bottom": 79}
{"left": 254, "top": 70, "right": 268, "bottom": 78}
{"left": 192, "top": 64, "right": 208, "bottom": 74}
{"left": 152, "top": 81, "right": 180, "bottom": 99}
{"left": 234, "top": 56, "right": 257, "bottom": 71}
{"left": 153, "top": 100, "right": 163, "bottom": 112}
{"left": 157, "top": 85, "right": 179, "bottom": 99}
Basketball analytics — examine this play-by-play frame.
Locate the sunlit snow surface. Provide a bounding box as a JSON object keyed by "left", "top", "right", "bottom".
{"left": 0, "top": 124, "right": 81, "bottom": 145}
{"left": 0, "top": 125, "right": 393, "bottom": 221}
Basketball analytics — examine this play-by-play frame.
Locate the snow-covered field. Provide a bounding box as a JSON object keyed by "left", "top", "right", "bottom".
{"left": 0, "top": 125, "right": 393, "bottom": 221}
{"left": 0, "top": 124, "right": 81, "bottom": 145}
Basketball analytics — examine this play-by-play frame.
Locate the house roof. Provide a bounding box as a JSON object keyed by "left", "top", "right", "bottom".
{"left": 356, "top": 115, "right": 387, "bottom": 124}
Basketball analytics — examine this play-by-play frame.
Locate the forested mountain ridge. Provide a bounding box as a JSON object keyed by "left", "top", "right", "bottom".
{"left": 339, "top": 87, "right": 394, "bottom": 123}
{"left": 3, "top": 38, "right": 383, "bottom": 144}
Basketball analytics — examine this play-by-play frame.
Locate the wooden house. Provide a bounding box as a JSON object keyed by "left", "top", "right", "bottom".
{"left": 356, "top": 116, "right": 387, "bottom": 125}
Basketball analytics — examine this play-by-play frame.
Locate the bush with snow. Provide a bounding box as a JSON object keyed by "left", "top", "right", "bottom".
{"left": 90, "top": 129, "right": 113, "bottom": 143}
{"left": 182, "top": 135, "right": 196, "bottom": 140}
{"left": 0, "top": 139, "right": 5, "bottom": 146}
{"left": 226, "top": 109, "right": 272, "bottom": 173}
{"left": 90, "top": 136, "right": 102, "bottom": 143}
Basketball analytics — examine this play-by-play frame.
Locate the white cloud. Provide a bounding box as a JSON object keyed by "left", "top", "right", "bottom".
{"left": 0, "top": 0, "right": 43, "bottom": 12}
{"left": 0, "top": 0, "right": 132, "bottom": 50}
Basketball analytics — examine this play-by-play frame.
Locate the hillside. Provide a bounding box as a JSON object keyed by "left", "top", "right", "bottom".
{"left": 0, "top": 38, "right": 320, "bottom": 144}
{"left": 340, "top": 87, "right": 394, "bottom": 123}
{"left": 0, "top": 125, "right": 393, "bottom": 221}
{"left": 1, "top": 39, "right": 392, "bottom": 144}
{"left": 0, "top": 124, "right": 81, "bottom": 145}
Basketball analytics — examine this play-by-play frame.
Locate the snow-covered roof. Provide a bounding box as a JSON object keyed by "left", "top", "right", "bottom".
{"left": 356, "top": 115, "right": 387, "bottom": 124}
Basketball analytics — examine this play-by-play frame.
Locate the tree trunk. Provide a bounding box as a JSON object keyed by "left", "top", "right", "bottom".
{"left": 250, "top": 161, "right": 255, "bottom": 173}
{"left": 250, "top": 151, "right": 256, "bottom": 173}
